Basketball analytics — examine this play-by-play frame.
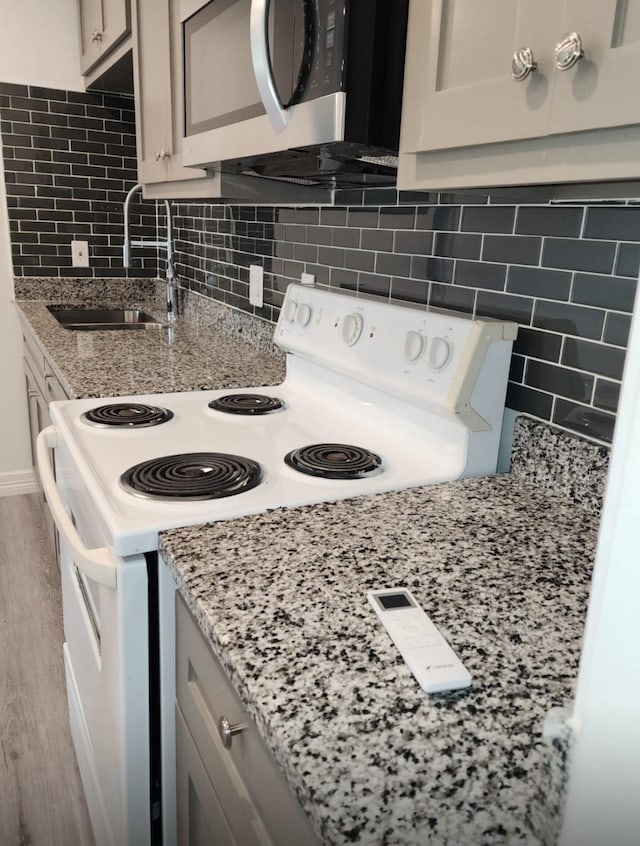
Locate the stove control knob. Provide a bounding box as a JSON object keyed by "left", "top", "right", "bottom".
{"left": 296, "top": 303, "right": 312, "bottom": 327}
{"left": 404, "top": 330, "right": 425, "bottom": 363}
{"left": 429, "top": 337, "right": 452, "bottom": 371}
{"left": 283, "top": 300, "right": 297, "bottom": 323}
{"left": 342, "top": 312, "right": 364, "bottom": 346}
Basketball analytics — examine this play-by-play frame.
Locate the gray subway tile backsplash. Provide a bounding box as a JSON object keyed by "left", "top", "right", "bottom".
{"left": 542, "top": 237, "right": 616, "bottom": 274}
{"left": 562, "top": 338, "right": 626, "bottom": 381}
{"left": 604, "top": 313, "right": 632, "bottom": 347}
{"left": 525, "top": 360, "right": 594, "bottom": 404}
{"left": 454, "top": 260, "right": 506, "bottom": 291}
{"left": 515, "top": 205, "right": 584, "bottom": 238}
{"left": 584, "top": 206, "right": 640, "bottom": 241}
{"left": 616, "top": 243, "right": 640, "bottom": 278}
{"left": 3, "top": 81, "right": 640, "bottom": 445}
{"left": 553, "top": 398, "right": 616, "bottom": 444}
{"left": 434, "top": 231, "right": 482, "bottom": 260}
{"left": 0, "top": 82, "right": 154, "bottom": 278}
{"left": 593, "top": 379, "right": 620, "bottom": 413}
{"left": 533, "top": 299, "right": 606, "bottom": 341}
{"left": 461, "top": 205, "right": 514, "bottom": 234}
{"left": 572, "top": 272, "right": 637, "bottom": 313}
{"left": 506, "top": 384, "right": 554, "bottom": 421}
{"left": 482, "top": 234, "right": 542, "bottom": 266}
{"left": 506, "top": 265, "right": 572, "bottom": 301}
{"left": 513, "top": 328, "right": 563, "bottom": 363}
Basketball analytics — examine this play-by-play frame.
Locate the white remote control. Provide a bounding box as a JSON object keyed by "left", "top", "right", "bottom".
{"left": 367, "top": 588, "right": 472, "bottom": 694}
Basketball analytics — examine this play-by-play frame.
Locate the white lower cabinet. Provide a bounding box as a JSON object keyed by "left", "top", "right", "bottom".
{"left": 175, "top": 593, "right": 319, "bottom": 846}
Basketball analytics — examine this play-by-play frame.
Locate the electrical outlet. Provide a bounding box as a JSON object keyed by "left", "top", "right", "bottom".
{"left": 71, "top": 240, "right": 89, "bottom": 267}
{"left": 301, "top": 272, "right": 315, "bottom": 286}
{"left": 249, "top": 264, "right": 263, "bottom": 307}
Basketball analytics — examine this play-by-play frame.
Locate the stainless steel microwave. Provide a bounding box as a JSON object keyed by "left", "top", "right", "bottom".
{"left": 180, "top": 0, "right": 409, "bottom": 185}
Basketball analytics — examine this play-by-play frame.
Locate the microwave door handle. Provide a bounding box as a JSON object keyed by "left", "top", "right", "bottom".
{"left": 36, "top": 426, "right": 117, "bottom": 590}
{"left": 250, "top": 0, "right": 288, "bottom": 133}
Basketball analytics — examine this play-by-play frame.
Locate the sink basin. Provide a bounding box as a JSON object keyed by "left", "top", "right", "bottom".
{"left": 47, "top": 306, "right": 167, "bottom": 330}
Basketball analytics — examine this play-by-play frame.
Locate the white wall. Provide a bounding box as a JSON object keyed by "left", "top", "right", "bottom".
{"left": 0, "top": 144, "right": 33, "bottom": 487}
{"left": 0, "top": 0, "right": 84, "bottom": 92}
{"left": 0, "top": 1, "right": 83, "bottom": 489}
{"left": 559, "top": 298, "right": 640, "bottom": 844}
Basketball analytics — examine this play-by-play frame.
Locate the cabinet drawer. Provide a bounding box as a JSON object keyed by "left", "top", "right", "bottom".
{"left": 175, "top": 593, "right": 318, "bottom": 846}
{"left": 22, "top": 332, "right": 47, "bottom": 397}
{"left": 22, "top": 330, "right": 70, "bottom": 402}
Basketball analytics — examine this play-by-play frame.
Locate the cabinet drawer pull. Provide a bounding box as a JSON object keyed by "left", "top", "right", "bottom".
{"left": 218, "top": 716, "right": 248, "bottom": 749}
{"left": 511, "top": 46, "right": 537, "bottom": 82}
{"left": 554, "top": 32, "right": 584, "bottom": 71}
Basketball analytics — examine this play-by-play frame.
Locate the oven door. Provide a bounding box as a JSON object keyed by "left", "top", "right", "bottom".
{"left": 37, "top": 427, "right": 154, "bottom": 846}
{"left": 181, "top": 0, "right": 347, "bottom": 167}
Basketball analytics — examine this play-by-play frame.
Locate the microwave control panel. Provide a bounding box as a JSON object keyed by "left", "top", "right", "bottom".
{"left": 296, "top": 0, "right": 346, "bottom": 102}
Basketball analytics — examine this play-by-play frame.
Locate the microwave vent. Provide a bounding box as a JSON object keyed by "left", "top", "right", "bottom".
{"left": 356, "top": 154, "right": 399, "bottom": 169}
{"left": 223, "top": 143, "right": 399, "bottom": 189}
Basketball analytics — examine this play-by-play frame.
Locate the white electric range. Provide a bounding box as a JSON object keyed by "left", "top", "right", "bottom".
{"left": 37, "top": 283, "right": 517, "bottom": 846}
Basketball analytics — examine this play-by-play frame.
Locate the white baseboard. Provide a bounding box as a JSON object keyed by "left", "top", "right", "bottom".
{"left": 0, "top": 469, "right": 39, "bottom": 497}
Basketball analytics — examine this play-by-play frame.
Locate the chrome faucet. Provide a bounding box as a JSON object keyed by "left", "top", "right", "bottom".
{"left": 123, "top": 183, "right": 178, "bottom": 324}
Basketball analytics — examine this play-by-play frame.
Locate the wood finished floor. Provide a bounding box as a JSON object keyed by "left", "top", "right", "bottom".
{"left": 0, "top": 494, "right": 93, "bottom": 846}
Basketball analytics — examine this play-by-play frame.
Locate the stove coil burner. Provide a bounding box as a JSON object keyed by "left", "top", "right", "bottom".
{"left": 120, "top": 453, "right": 262, "bottom": 500}
{"left": 83, "top": 403, "right": 174, "bottom": 428}
{"left": 285, "top": 444, "right": 382, "bottom": 480}
{"left": 208, "top": 394, "right": 284, "bottom": 415}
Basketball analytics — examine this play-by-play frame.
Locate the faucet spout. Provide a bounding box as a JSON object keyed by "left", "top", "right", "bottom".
{"left": 123, "top": 183, "right": 143, "bottom": 268}
{"left": 164, "top": 200, "right": 177, "bottom": 324}
{"left": 122, "top": 184, "right": 178, "bottom": 324}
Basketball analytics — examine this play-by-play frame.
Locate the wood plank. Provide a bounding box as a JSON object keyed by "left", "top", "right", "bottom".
{"left": 0, "top": 494, "right": 94, "bottom": 845}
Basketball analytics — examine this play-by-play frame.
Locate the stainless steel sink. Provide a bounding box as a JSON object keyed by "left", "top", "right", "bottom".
{"left": 47, "top": 306, "right": 167, "bottom": 330}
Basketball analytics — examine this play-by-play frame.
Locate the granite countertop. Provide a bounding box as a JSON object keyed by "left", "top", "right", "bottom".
{"left": 15, "top": 278, "right": 286, "bottom": 398}
{"left": 18, "top": 278, "right": 603, "bottom": 843}
{"left": 159, "top": 463, "right": 600, "bottom": 846}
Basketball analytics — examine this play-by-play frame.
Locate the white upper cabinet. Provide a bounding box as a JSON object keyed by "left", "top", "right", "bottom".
{"left": 552, "top": 0, "right": 640, "bottom": 134}
{"left": 399, "top": 0, "right": 640, "bottom": 192}
{"left": 404, "top": 0, "right": 558, "bottom": 152}
{"left": 78, "top": 0, "right": 130, "bottom": 75}
{"left": 132, "top": 0, "right": 218, "bottom": 197}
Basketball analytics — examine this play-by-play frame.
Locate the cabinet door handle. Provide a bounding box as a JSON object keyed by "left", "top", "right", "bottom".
{"left": 218, "top": 716, "right": 248, "bottom": 749}
{"left": 554, "top": 32, "right": 584, "bottom": 71}
{"left": 91, "top": 29, "right": 103, "bottom": 43}
{"left": 155, "top": 149, "right": 170, "bottom": 162}
{"left": 511, "top": 46, "right": 537, "bottom": 82}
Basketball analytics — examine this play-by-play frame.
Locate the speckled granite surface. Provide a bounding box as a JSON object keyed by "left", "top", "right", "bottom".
{"left": 160, "top": 474, "right": 598, "bottom": 846}
{"left": 19, "top": 275, "right": 603, "bottom": 843}
{"left": 511, "top": 416, "right": 609, "bottom": 515}
{"left": 15, "top": 278, "right": 285, "bottom": 398}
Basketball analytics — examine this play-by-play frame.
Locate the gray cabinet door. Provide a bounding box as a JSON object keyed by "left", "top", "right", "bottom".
{"left": 133, "top": 0, "right": 217, "bottom": 196}
{"left": 78, "top": 0, "right": 130, "bottom": 75}
{"left": 133, "top": 0, "right": 173, "bottom": 184}
{"left": 176, "top": 706, "right": 242, "bottom": 846}
{"left": 402, "top": 0, "right": 561, "bottom": 154}
{"left": 174, "top": 593, "right": 319, "bottom": 846}
{"left": 551, "top": 0, "right": 640, "bottom": 134}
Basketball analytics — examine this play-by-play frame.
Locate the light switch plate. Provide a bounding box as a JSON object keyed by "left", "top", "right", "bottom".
{"left": 249, "top": 264, "right": 263, "bottom": 307}
{"left": 301, "top": 272, "right": 315, "bottom": 286}
{"left": 71, "top": 240, "right": 89, "bottom": 267}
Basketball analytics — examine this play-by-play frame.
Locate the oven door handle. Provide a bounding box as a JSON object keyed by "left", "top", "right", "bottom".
{"left": 250, "top": 0, "right": 288, "bottom": 133}
{"left": 36, "top": 426, "right": 117, "bottom": 590}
